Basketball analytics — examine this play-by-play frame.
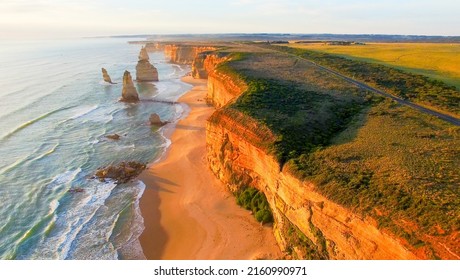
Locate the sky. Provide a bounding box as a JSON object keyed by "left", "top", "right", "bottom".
{"left": 0, "top": 0, "right": 459, "bottom": 39}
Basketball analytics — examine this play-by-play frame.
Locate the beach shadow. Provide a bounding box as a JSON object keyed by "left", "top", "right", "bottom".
{"left": 175, "top": 124, "right": 204, "bottom": 131}
{"left": 187, "top": 102, "right": 210, "bottom": 108}
{"left": 137, "top": 171, "right": 170, "bottom": 260}
{"left": 148, "top": 174, "right": 179, "bottom": 188}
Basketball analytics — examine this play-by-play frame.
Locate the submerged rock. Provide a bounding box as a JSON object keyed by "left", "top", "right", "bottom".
{"left": 121, "top": 70, "right": 139, "bottom": 102}
{"left": 68, "top": 188, "right": 84, "bottom": 193}
{"left": 149, "top": 113, "right": 167, "bottom": 126}
{"left": 105, "top": 133, "right": 121, "bottom": 140}
{"left": 101, "top": 68, "right": 116, "bottom": 84}
{"left": 136, "top": 46, "right": 159, "bottom": 82}
{"left": 95, "top": 161, "right": 146, "bottom": 183}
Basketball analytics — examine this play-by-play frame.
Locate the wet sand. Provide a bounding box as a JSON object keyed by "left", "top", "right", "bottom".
{"left": 138, "top": 76, "right": 282, "bottom": 260}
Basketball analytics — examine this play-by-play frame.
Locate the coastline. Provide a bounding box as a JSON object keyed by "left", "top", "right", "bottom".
{"left": 138, "top": 75, "right": 283, "bottom": 260}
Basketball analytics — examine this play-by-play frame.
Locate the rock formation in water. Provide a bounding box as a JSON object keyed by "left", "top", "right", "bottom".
{"left": 101, "top": 68, "right": 115, "bottom": 84}
{"left": 149, "top": 113, "right": 167, "bottom": 126}
{"left": 95, "top": 161, "right": 146, "bottom": 183}
{"left": 120, "top": 70, "right": 139, "bottom": 102}
{"left": 136, "top": 46, "right": 159, "bottom": 82}
{"left": 105, "top": 133, "right": 121, "bottom": 140}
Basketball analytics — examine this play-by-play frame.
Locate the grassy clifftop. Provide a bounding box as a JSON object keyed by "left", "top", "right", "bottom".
{"left": 266, "top": 45, "right": 460, "bottom": 116}
{"left": 212, "top": 46, "right": 460, "bottom": 257}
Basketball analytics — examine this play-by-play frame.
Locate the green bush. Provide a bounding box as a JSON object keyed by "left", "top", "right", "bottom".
{"left": 236, "top": 187, "right": 273, "bottom": 223}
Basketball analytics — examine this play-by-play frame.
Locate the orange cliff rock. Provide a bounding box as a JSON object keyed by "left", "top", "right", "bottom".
{"left": 195, "top": 53, "right": 420, "bottom": 259}
{"left": 192, "top": 52, "right": 228, "bottom": 79}
{"left": 178, "top": 48, "right": 454, "bottom": 259}
{"left": 136, "top": 46, "right": 159, "bottom": 82}
{"left": 206, "top": 116, "right": 418, "bottom": 259}
{"left": 164, "top": 44, "right": 216, "bottom": 65}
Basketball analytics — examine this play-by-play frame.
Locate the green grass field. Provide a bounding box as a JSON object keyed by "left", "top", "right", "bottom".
{"left": 291, "top": 43, "right": 460, "bottom": 89}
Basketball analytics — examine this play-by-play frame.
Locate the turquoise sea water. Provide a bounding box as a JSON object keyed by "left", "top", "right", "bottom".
{"left": 0, "top": 38, "right": 191, "bottom": 259}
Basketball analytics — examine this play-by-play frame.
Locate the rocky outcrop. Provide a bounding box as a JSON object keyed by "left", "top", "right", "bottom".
{"left": 164, "top": 44, "right": 216, "bottom": 64}
{"left": 121, "top": 70, "right": 139, "bottom": 103}
{"left": 105, "top": 134, "right": 121, "bottom": 140}
{"left": 149, "top": 113, "right": 167, "bottom": 126}
{"left": 95, "top": 161, "right": 146, "bottom": 183}
{"left": 101, "top": 68, "right": 115, "bottom": 84}
{"left": 136, "top": 46, "right": 159, "bottom": 82}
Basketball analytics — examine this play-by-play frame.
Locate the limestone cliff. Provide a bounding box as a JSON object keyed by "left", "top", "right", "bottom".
{"left": 206, "top": 115, "right": 419, "bottom": 259}
{"left": 145, "top": 42, "right": 164, "bottom": 51}
{"left": 206, "top": 61, "right": 247, "bottom": 108}
{"left": 101, "top": 68, "right": 115, "bottom": 84}
{"left": 121, "top": 70, "right": 139, "bottom": 103}
{"left": 192, "top": 52, "right": 228, "bottom": 79}
{"left": 200, "top": 55, "right": 421, "bottom": 259}
{"left": 164, "top": 44, "right": 216, "bottom": 65}
{"left": 136, "top": 46, "right": 159, "bottom": 82}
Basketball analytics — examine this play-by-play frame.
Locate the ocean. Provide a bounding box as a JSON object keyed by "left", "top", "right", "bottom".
{"left": 0, "top": 38, "right": 191, "bottom": 259}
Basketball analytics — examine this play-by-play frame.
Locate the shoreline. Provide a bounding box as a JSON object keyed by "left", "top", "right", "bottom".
{"left": 138, "top": 75, "right": 283, "bottom": 260}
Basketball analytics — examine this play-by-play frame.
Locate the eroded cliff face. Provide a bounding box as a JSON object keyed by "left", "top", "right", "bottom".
{"left": 201, "top": 55, "right": 420, "bottom": 259}
{"left": 206, "top": 112, "right": 419, "bottom": 259}
{"left": 205, "top": 59, "right": 247, "bottom": 108}
{"left": 164, "top": 45, "right": 216, "bottom": 65}
{"left": 192, "top": 52, "right": 228, "bottom": 79}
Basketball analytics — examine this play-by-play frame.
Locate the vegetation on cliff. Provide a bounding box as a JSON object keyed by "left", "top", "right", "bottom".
{"left": 214, "top": 51, "right": 372, "bottom": 166}
{"left": 288, "top": 99, "right": 460, "bottom": 255}
{"left": 210, "top": 46, "right": 460, "bottom": 258}
{"left": 289, "top": 42, "right": 460, "bottom": 90}
{"left": 236, "top": 187, "right": 273, "bottom": 224}
{"left": 265, "top": 45, "right": 460, "bottom": 116}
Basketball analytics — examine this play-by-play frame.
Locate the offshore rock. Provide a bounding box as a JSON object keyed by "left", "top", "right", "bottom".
{"left": 95, "top": 161, "right": 146, "bottom": 183}
{"left": 136, "top": 46, "right": 159, "bottom": 82}
{"left": 105, "top": 134, "right": 121, "bottom": 140}
{"left": 101, "top": 68, "right": 115, "bottom": 84}
{"left": 149, "top": 113, "right": 167, "bottom": 126}
{"left": 120, "top": 70, "right": 139, "bottom": 102}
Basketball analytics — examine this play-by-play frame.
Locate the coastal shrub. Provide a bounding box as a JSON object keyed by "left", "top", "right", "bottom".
{"left": 236, "top": 187, "right": 273, "bottom": 224}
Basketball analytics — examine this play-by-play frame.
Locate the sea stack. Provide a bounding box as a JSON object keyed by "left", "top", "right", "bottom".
{"left": 136, "top": 46, "right": 159, "bottom": 82}
{"left": 149, "top": 113, "right": 167, "bottom": 126}
{"left": 120, "top": 70, "right": 139, "bottom": 102}
{"left": 101, "top": 68, "right": 115, "bottom": 84}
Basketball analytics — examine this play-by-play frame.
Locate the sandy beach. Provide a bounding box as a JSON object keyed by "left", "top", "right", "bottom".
{"left": 138, "top": 76, "right": 283, "bottom": 260}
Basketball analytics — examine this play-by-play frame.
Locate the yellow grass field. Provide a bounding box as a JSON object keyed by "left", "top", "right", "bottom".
{"left": 290, "top": 43, "right": 460, "bottom": 89}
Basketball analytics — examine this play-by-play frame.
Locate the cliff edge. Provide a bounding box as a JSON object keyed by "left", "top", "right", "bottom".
{"left": 197, "top": 46, "right": 459, "bottom": 259}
